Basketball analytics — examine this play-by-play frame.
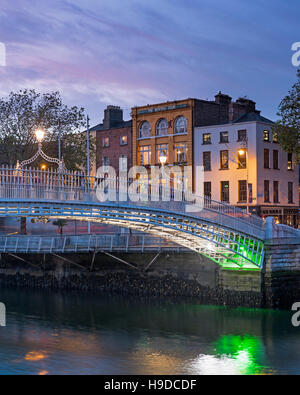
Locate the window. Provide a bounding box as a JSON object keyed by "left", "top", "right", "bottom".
{"left": 220, "top": 150, "right": 229, "bottom": 170}
{"left": 238, "top": 149, "right": 247, "bottom": 169}
{"left": 264, "top": 130, "right": 270, "bottom": 142}
{"left": 288, "top": 182, "right": 294, "bottom": 204}
{"left": 221, "top": 181, "right": 230, "bottom": 203}
{"left": 273, "top": 181, "right": 279, "bottom": 203}
{"left": 174, "top": 143, "right": 187, "bottom": 164}
{"left": 238, "top": 180, "right": 247, "bottom": 203}
{"left": 238, "top": 130, "right": 247, "bottom": 142}
{"left": 202, "top": 133, "right": 211, "bottom": 145}
{"left": 204, "top": 182, "right": 211, "bottom": 200}
{"left": 288, "top": 153, "right": 293, "bottom": 170}
{"left": 264, "top": 180, "right": 270, "bottom": 202}
{"left": 102, "top": 137, "right": 109, "bottom": 147}
{"left": 120, "top": 135, "right": 128, "bottom": 145}
{"left": 273, "top": 150, "right": 279, "bottom": 169}
{"left": 273, "top": 131, "right": 278, "bottom": 143}
{"left": 156, "top": 119, "right": 169, "bottom": 136}
{"left": 220, "top": 132, "right": 229, "bottom": 143}
{"left": 119, "top": 155, "right": 127, "bottom": 172}
{"left": 138, "top": 146, "right": 151, "bottom": 166}
{"left": 264, "top": 149, "right": 270, "bottom": 169}
{"left": 102, "top": 156, "right": 110, "bottom": 166}
{"left": 139, "top": 121, "right": 151, "bottom": 138}
{"left": 156, "top": 144, "right": 169, "bottom": 164}
{"left": 174, "top": 116, "right": 187, "bottom": 134}
{"left": 203, "top": 152, "right": 211, "bottom": 171}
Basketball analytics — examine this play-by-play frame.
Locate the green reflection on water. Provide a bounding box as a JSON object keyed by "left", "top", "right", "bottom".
{"left": 214, "top": 335, "right": 266, "bottom": 375}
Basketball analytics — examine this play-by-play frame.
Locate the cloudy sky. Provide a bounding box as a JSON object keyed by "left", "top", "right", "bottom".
{"left": 0, "top": 0, "right": 299, "bottom": 126}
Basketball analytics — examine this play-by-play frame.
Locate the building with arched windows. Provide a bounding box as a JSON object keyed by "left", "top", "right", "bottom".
{"left": 132, "top": 95, "right": 232, "bottom": 188}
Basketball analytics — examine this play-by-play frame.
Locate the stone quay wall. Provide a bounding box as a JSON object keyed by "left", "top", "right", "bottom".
{"left": 263, "top": 238, "right": 300, "bottom": 309}
{"left": 0, "top": 251, "right": 262, "bottom": 308}
{"left": 0, "top": 236, "right": 299, "bottom": 309}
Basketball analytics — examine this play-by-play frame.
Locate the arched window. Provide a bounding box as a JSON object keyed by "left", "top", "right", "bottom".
{"left": 174, "top": 116, "right": 187, "bottom": 134}
{"left": 156, "top": 119, "right": 169, "bottom": 136}
{"left": 139, "top": 121, "right": 151, "bottom": 138}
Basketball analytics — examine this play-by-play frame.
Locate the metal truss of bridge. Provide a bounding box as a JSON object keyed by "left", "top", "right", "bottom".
{"left": 0, "top": 166, "right": 290, "bottom": 271}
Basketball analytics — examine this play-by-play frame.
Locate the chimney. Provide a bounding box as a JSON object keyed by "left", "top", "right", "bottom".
{"left": 229, "top": 97, "right": 260, "bottom": 122}
{"left": 215, "top": 92, "right": 232, "bottom": 123}
{"left": 215, "top": 91, "right": 232, "bottom": 105}
{"left": 103, "top": 105, "right": 123, "bottom": 129}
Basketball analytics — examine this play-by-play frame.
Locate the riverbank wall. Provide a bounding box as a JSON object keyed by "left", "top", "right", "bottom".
{"left": 0, "top": 251, "right": 262, "bottom": 308}
{"left": 0, "top": 236, "right": 299, "bottom": 309}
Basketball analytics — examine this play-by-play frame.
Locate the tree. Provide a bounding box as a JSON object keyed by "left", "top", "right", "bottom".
{"left": 0, "top": 89, "right": 95, "bottom": 234}
{"left": 53, "top": 219, "right": 68, "bottom": 235}
{"left": 273, "top": 69, "right": 300, "bottom": 163}
{"left": 0, "top": 89, "right": 95, "bottom": 170}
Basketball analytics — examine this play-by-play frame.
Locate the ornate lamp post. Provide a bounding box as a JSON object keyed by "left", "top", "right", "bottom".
{"left": 17, "top": 129, "right": 65, "bottom": 171}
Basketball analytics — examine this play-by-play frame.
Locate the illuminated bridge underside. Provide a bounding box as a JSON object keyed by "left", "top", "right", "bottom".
{"left": 0, "top": 200, "right": 264, "bottom": 270}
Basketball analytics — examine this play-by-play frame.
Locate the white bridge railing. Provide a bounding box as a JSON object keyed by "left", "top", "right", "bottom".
{"left": 0, "top": 166, "right": 265, "bottom": 238}
{"left": 0, "top": 234, "right": 187, "bottom": 254}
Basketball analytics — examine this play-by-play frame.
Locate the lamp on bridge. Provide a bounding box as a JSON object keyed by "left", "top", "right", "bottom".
{"left": 17, "top": 128, "right": 65, "bottom": 172}
{"left": 35, "top": 129, "right": 45, "bottom": 144}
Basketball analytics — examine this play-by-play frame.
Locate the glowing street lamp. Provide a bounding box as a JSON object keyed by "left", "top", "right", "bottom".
{"left": 159, "top": 152, "right": 168, "bottom": 166}
{"left": 18, "top": 128, "right": 65, "bottom": 172}
{"left": 238, "top": 148, "right": 246, "bottom": 156}
{"left": 35, "top": 129, "right": 45, "bottom": 143}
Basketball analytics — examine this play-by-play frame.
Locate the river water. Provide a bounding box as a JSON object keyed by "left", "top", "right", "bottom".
{"left": 0, "top": 288, "right": 298, "bottom": 375}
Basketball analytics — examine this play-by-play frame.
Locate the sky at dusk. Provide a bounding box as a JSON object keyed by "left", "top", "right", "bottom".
{"left": 0, "top": 0, "right": 299, "bottom": 126}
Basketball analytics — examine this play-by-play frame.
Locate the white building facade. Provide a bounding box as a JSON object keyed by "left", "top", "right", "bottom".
{"left": 194, "top": 113, "right": 299, "bottom": 227}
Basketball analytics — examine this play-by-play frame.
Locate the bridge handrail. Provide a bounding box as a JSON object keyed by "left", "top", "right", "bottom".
{"left": 0, "top": 166, "right": 265, "bottom": 232}
{"left": 0, "top": 233, "right": 187, "bottom": 254}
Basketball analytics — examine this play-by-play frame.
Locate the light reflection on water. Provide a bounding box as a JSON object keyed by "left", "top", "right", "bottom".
{"left": 0, "top": 289, "right": 298, "bottom": 375}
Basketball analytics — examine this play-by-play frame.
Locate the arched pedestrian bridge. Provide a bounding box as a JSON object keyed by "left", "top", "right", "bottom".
{"left": 0, "top": 167, "right": 298, "bottom": 271}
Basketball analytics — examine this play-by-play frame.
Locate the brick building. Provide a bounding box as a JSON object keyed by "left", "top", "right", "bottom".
{"left": 131, "top": 94, "right": 232, "bottom": 188}
{"left": 89, "top": 106, "right": 132, "bottom": 177}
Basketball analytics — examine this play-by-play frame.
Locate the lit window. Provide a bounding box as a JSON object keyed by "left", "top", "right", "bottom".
{"left": 288, "top": 153, "right": 293, "bottom": 170}
{"left": 102, "top": 137, "right": 109, "bottom": 147}
{"left": 156, "top": 144, "right": 169, "bottom": 163}
{"left": 120, "top": 135, "right": 128, "bottom": 145}
{"left": 138, "top": 146, "right": 151, "bottom": 166}
{"left": 273, "top": 131, "right": 278, "bottom": 143}
{"left": 203, "top": 133, "right": 211, "bottom": 145}
{"left": 174, "top": 143, "right": 187, "bottom": 164}
{"left": 139, "top": 121, "right": 151, "bottom": 138}
{"left": 174, "top": 116, "right": 187, "bottom": 134}
{"left": 156, "top": 119, "right": 169, "bottom": 136}
{"left": 264, "top": 130, "right": 270, "bottom": 142}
